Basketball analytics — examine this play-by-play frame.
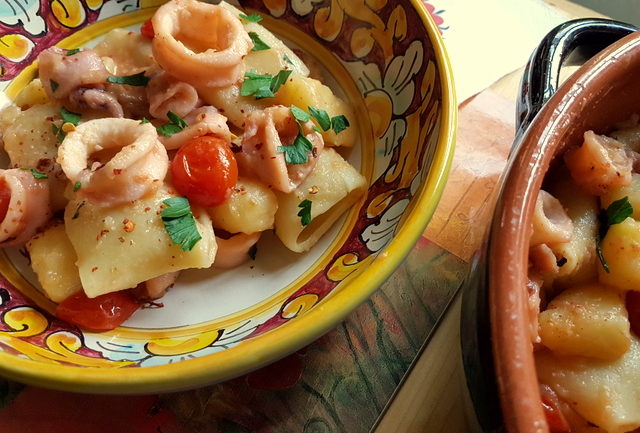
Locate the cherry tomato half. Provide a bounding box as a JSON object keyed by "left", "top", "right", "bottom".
{"left": 56, "top": 290, "right": 140, "bottom": 332}
{"left": 0, "top": 179, "right": 10, "bottom": 221}
{"left": 171, "top": 135, "right": 238, "bottom": 207}
{"left": 140, "top": 18, "right": 155, "bottom": 39}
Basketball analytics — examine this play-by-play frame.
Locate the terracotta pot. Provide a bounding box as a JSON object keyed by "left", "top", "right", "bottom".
{"left": 462, "top": 19, "right": 640, "bottom": 433}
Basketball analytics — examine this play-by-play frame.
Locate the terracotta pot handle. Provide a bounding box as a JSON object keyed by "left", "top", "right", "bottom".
{"left": 516, "top": 18, "right": 637, "bottom": 140}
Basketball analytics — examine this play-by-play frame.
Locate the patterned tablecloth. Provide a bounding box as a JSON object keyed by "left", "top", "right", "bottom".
{"left": 0, "top": 0, "right": 569, "bottom": 431}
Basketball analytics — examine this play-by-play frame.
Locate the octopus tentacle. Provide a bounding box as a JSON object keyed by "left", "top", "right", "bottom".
{"left": 237, "top": 105, "right": 324, "bottom": 193}
{"left": 213, "top": 232, "right": 261, "bottom": 269}
{"left": 151, "top": 0, "right": 252, "bottom": 88}
{"left": 0, "top": 169, "right": 51, "bottom": 247}
{"left": 57, "top": 118, "right": 169, "bottom": 207}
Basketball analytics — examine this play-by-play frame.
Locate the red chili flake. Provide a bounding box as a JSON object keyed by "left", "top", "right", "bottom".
{"left": 113, "top": 169, "right": 123, "bottom": 175}
{"left": 123, "top": 219, "right": 135, "bottom": 233}
{"left": 96, "top": 229, "right": 110, "bottom": 241}
{"left": 91, "top": 266, "right": 98, "bottom": 272}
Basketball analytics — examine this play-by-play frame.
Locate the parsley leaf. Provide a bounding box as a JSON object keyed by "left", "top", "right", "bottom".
{"left": 331, "top": 115, "right": 350, "bottom": 134}
{"left": 73, "top": 181, "right": 81, "bottom": 192}
{"left": 21, "top": 168, "right": 47, "bottom": 179}
{"left": 161, "top": 197, "right": 202, "bottom": 251}
{"left": 240, "top": 70, "right": 292, "bottom": 100}
{"left": 297, "top": 199, "right": 312, "bottom": 226}
{"left": 308, "top": 106, "right": 331, "bottom": 131}
{"left": 239, "top": 13, "right": 262, "bottom": 22}
{"left": 60, "top": 107, "right": 81, "bottom": 126}
{"left": 156, "top": 111, "right": 187, "bottom": 137}
{"left": 596, "top": 196, "right": 634, "bottom": 273}
{"left": 283, "top": 54, "right": 294, "bottom": 65}
{"left": 248, "top": 32, "right": 270, "bottom": 51}
{"left": 66, "top": 48, "right": 81, "bottom": 56}
{"left": 278, "top": 132, "right": 313, "bottom": 164}
{"left": 52, "top": 108, "right": 81, "bottom": 142}
{"left": 606, "top": 197, "right": 633, "bottom": 225}
{"left": 290, "top": 105, "right": 310, "bottom": 122}
{"left": 139, "top": 118, "right": 150, "bottom": 124}
{"left": 240, "top": 72, "right": 274, "bottom": 98}
{"left": 106, "top": 72, "right": 149, "bottom": 86}
{"left": 50, "top": 79, "right": 59, "bottom": 93}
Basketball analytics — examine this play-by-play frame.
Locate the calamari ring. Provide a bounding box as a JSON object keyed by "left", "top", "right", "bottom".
{"left": 147, "top": 72, "right": 200, "bottom": 120}
{"left": 151, "top": 0, "right": 252, "bottom": 88}
{"left": 159, "top": 106, "right": 231, "bottom": 150}
{"left": 0, "top": 169, "right": 51, "bottom": 247}
{"left": 57, "top": 118, "right": 169, "bottom": 207}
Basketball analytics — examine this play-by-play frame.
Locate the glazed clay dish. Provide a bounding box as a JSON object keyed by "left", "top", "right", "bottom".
{"left": 489, "top": 22, "right": 640, "bottom": 433}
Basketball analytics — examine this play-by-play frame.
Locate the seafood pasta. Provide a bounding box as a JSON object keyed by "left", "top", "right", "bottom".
{"left": 0, "top": 0, "right": 366, "bottom": 331}
{"left": 528, "top": 117, "right": 640, "bottom": 433}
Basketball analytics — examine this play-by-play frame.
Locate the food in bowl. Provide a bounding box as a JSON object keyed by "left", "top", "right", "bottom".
{"left": 528, "top": 118, "right": 640, "bottom": 433}
{"left": 0, "top": 0, "right": 365, "bottom": 331}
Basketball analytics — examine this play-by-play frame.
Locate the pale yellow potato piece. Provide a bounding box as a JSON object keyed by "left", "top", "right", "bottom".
{"left": 208, "top": 178, "right": 277, "bottom": 234}
{"left": 64, "top": 187, "right": 217, "bottom": 298}
{"left": 26, "top": 222, "right": 82, "bottom": 302}
{"left": 537, "top": 337, "right": 640, "bottom": 433}
{"left": 2, "top": 103, "right": 59, "bottom": 168}
{"left": 539, "top": 283, "right": 630, "bottom": 361}
{"left": 598, "top": 218, "right": 640, "bottom": 290}
{"left": 601, "top": 173, "right": 640, "bottom": 220}
{"left": 272, "top": 75, "right": 356, "bottom": 147}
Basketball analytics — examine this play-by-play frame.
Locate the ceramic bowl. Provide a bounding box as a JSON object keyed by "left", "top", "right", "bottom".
{"left": 0, "top": 0, "right": 455, "bottom": 393}
{"left": 463, "top": 19, "right": 640, "bottom": 433}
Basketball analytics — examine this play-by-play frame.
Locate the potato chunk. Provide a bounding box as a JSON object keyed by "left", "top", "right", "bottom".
{"left": 208, "top": 178, "right": 277, "bottom": 234}
{"left": 539, "top": 284, "right": 630, "bottom": 361}
{"left": 598, "top": 218, "right": 640, "bottom": 290}
{"left": 601, "top": 173, "right": 640, "bottom": 220}
{"left": 26, "top": 222, "right": 82, "bottom": 302}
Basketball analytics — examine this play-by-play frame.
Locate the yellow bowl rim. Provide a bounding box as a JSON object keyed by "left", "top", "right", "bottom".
{"left": 0, "top": 0, "right": 457, "bottom": 393}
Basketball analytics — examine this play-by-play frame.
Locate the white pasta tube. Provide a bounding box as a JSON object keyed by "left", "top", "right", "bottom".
{"left": 158, "top": 106, "right": 231, "bottom": 150}
{"left": 213, "top": 232, "right": 261, "bottom": 269}
{"left": 274, "top": 148, "right": 366, "bottom": 253}
{"left": 151, "top": 0, "right": 252, "bottom": 88}
{"left": 57, "top": 118, "right": 168, "bottom": 207}
{"left": 147, "top": 72, "right": 200, "bottom": 120}
{"left": 0, "top": 169, "right": 51, "bottom": 247}
{"left": 237, "top": 105, "right": 324, "bottom": 193}
{"left": 564, "top": 130, "right": 632, "bottom": 196}
{"left": 530, "top": 190, "right": 573, "bottom": 246}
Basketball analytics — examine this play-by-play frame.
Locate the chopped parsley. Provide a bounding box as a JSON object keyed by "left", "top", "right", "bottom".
{"left": 50, "top": 79, "right": 59, "bottom": 93}
{"left": 52, "top": 107, "right": 81, "bottom": 142}
{"left": 290, "top": 105, "right": 311, "bottom": 122}
{"left": 156, "top": 111, "right": 187, "bottom": 137}
{"left": 597, "top": 196, "right": 633, "bottom": 272}
{"left": 297, "top": 199, "right": 312, "bottom": 226}
{"left": 139, "top": 118, "right": 150, "bottom": 124}
{"left": 106, "top": 71, "right": 149, "bottom": 86}
{"left": 73, "top": 181, "right": 81, "bottom": 192}
{"left": 331, "top": 114, "right": 350, "bottom": 134}
{"left": 21, "top": 168, "right": 47, "bottom": 179}
{"left": 309, "top": 106, "right": 331, "bottom": 131}
{"left": 283, "top": 54, "right": 294, "bottom": 65}
{"left": 278, "top": 133, "right": 313, "bottom": 165}
{"left": 161, "top": 197, "right": 202, "bottom": 251}
{"left": 66, "top": 48, "right": 81, "bottom": 56}
{"left": 239, "top": 13, "right": 262, "bottom": 22}
{"left": 72, "top": 201, "right": 86, "bottom": 220}
{"left": 240, "top": 70, "right": 292, "bottom": 99}
{"left": 248, "top": 32, "right": 270, "bottom": 51}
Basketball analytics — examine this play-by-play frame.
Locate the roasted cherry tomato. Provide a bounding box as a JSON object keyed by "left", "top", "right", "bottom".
{"left": 56, "top": 290, "right": 140, "bottom": 331}
{"left": 0, "top": 179, "right": 10, "bottom": 221}
{"left": 140, "top": 18, "right": 155, "bottom": 39}
{"left": 171, "top": 135, "right": 238, "bottom": 207}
